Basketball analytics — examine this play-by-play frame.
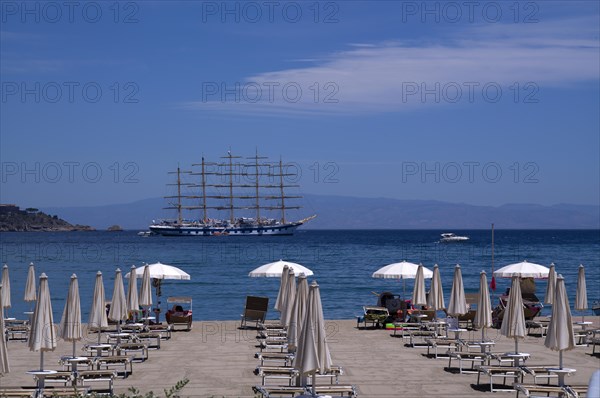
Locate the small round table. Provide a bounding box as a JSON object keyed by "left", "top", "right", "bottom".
{"left": 89, "top": 344, "right": 113, "bottom": 357}
{"left": 547, "top": 367, "right": 576, "bottom": 386}
{"left": 503, "top": 352, "right": 530, "bottom": 367}
{"left": 26, "top": 369, "right": 57, "bottom": 391}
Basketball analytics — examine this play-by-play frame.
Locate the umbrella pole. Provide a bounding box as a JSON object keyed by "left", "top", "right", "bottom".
{"left": 312, "top": 372, "right": 316, "bottom": 397}
{"left": 40, "top": 350, "right": 44, "bottom": 371}
{"left": 515, "top": 338, "right": 518, "bottom": 354}
{"left": 72, "top": 340, "right": 76, "bottom": 358}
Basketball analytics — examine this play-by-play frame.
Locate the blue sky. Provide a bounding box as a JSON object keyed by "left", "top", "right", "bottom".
{"left": 1, "top": 1, "right": 599, "bottom": 208}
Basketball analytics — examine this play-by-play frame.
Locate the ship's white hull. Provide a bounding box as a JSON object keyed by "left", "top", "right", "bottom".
{"left": 149, "top": 222, "right": 301, "bottom": 236}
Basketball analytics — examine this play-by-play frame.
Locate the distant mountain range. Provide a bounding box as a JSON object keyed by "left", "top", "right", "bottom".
{"left": 40, "top": 195, "right": 600, "bottom": 230}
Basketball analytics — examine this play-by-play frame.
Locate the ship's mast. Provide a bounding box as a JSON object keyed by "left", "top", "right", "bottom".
{"left": 279, "top": 158, "right": 286, "bottom": 224}
{"left": 246, "top": 149, "right": 268, "bottom": 223}
{"left": 228, "top": 152, "right": 234, "bottom": 223}
{"left": 165, "top": 166, "right": 192, "bottom": 224}
{"left": 201, "top": 157, "right": 207, "bottom": 222}
{"left": 177, "top": 166, "right": 182, "bottom": 224}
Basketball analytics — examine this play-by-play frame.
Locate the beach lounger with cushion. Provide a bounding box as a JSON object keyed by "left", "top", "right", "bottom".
{"left": 521, "top": 366, "right": 560, "bottom": 384}
{"left": 407, "top": 330, "right": 437, "bottom": 347}
{"left": 425, "top": 338, "right": 460, "bottom": 359}
{"left": 259, "top": 329, "right": 288, "bottom": 338}
{"left": 565, "top": 385, "right": 588, "bottom": 398}
{"left": 361, "top": 306, "right": 389, "bottom": 329}
{"left": 255, "top": 352, "right": 295, "bottom": 366}
{"left": 254, "top": 366, "right": 299, "bottom": 386}
{"left": 38, "top": 371, "right": 74, "bottom": 386}
{"left": 513, "top": 383, "right": 574, "bottom": 398}
{"left": 116, "top": 342, "right": 148, "bottom": 361}
{"left": 134, "top": 332, "right": 161, "bottom": 349}
{"left": 0, "top": 386, "right": 91, "bottom": 398}
{"left": 476, "top": 366, "right": 523, "bottom": 392}
{"left": 447, "top": 351, "right": 487, "bottom": 373}
{"left": 145, "top": 324, "right": 172, "bottom": 339}
{"left": 241, "top": 296, "right": 269, "bottom": 329}
{"left": 94, "top": 355, "right": 134, "bottom": 377}
{"left": 311, "top": 385, "right": 357, "bottom": 398}
{"left": 77, "top": 370, "right": 117, "bottom": 395}
{"left": 252, "top": 385, "right": 306, "bottom": 397}
{"left": 259, "top": 340, "right": 288, "bottom": 353}
{"left": 258, "top": 322, "right": 286, "bottom": 331}
{"left": 0, "top": 387, "right": 37, "bottom": 398}
{"left": 526, "top": 320, "right": 549, "bottom": 337}
{"left": 314, "top": 365, "right": 344, "bottom": 385}
{"left": 5, "top": 325, "right": 29, "bottom": 341}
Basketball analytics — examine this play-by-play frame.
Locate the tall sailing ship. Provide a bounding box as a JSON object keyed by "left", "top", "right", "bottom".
{"left": 148, "top": 151, "right": 315, "bottom": 236}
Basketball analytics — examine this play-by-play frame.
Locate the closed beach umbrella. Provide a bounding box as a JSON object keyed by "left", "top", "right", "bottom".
{"left": 89, "top": 271, "right": 108, "bottom": 344}
{"left": 281, "top": 268, "right": 297, "bottom": 328}
{"left": 108, "top": 269, "right": 128, "bottom": 336}
{"left": 575, "top": 265, "right": 588, "bottom": 314}
{"left": 500, "top": 275, "right": 526, "bottom": 354}
{"left": 288, "top": 274, "right": 309, "bottom": 352}
{"left": 275, "top": 265, "right": 290, "bottom": 312}
{"left": 427, "top": 264, "right": 445, "bottom": 320}
{"left": 544, "top": 263, "right": 556, "bottom": 305}
{"left": 249, "top": 260, "right": 314, "bottom": 278}
{"left": 447, "top": 264, "right": 468, "bottom": 317}
{"left": 411, "top": 264, "right": 427, "bottom": 307}
{"left": 544, "top": 275, "right": 575, "bottom": 386}
{"left": 24, "top": 263, "right": 36, "bottom": 303}
{"left": 295, "top": 281, "right": 332, "bottom": 396}
{"left": 28, "top": 273, "right": 57, "bottom": 371}
{"left": 127, "top": 265, "right": 139, "bottom": 320}
{"left": 474, "top": 271, "right": 493, "bottom": 340}
{"left": 139, "top": 265, "right": 153, "bottom": 323}
{"left": 1, "top": 265, "right": 10, "bottom": 309}
{"left": 373, "top": 261, "right": 432, "bottom": 298}
{"left": 0, "top": 285, "right": 10, "bottom": 375}
{"left": 60, "top": 274, "right": 82, "bottom": 358}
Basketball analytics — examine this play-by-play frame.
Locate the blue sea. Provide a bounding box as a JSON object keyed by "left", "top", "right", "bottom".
{"left": 0, "top": 230, "right": 598, "bottom": 321}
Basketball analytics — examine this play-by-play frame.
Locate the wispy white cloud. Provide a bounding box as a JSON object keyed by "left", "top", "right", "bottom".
{"left": 186, "top": 17, "right": 599, "bottom": 115}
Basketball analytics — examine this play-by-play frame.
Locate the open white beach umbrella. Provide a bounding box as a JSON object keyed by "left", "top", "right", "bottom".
{"left": 427, "top": 264, "right": 445, "bottom": 320}
{"left": 294, "top": 281, "right": 332, "bottom": 396}
{"left": 447, "top": 265, "right": 468, "bottom": 317}
{"left": 1, "top": 264, "right": 10, "bottom": 309}
{"left": 127, "top": 265, "right": 140, "bottom": 319}
{"left": 127, "top": 262, "right": 191, "bottom": 280}
{"left": 281, "top": 268, "right": 297, "bottom": 327}
{"left": 373, "top": 261, "right": 432, "bottom": 298}
{"left": 288, "top": 274, "right": 309, "bottom": 352}
{"left": 0, "top": 285, "right": 10, "bottom": 376}
{"left": 544, "top": 263, "right": 556, "bottom": 305}
{"left": 474, "top": 271, "right": 492, "bottom": 340}
{"left": 24, "top": 263, "right": 37, "bottom": 303}
{"left": 89, "top": 271, "right": 108, "bottom": 344}
{"left": 249, "top": 260, "right": 313, "bottom": 278}
{"left": 275, "top": 265, "right": 290, "bottom": 312}
{"left": 411, "top": 264, "right": 428, "bottom": 307}
{"left": 544, "top": 275, "right": 575, "bottom": 386}
{"left": 28, "top": 273, "right": 57, "bottom": 371}
{"left": 500, "top": 275, "right": 527, "bottom": 354}
{"left": 575, "top": 265, "right": 588, "bottom": 314}
{"left": 108, "top": 269, "right": 128, "bottom": 336}
{"left": 60, "top": 274, "right": 83, "bottom": 358}
{"left": 494, "top": 261, "right": 550, "bottom": 279}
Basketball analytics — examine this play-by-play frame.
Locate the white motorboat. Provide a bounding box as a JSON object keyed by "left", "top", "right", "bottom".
{"left": 439, "top": 233, "right": 470, "bottom": 243}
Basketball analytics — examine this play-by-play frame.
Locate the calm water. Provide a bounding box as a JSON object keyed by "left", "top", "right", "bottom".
{"left": 0, "top": 230, "right": 598, "bottom": 321}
